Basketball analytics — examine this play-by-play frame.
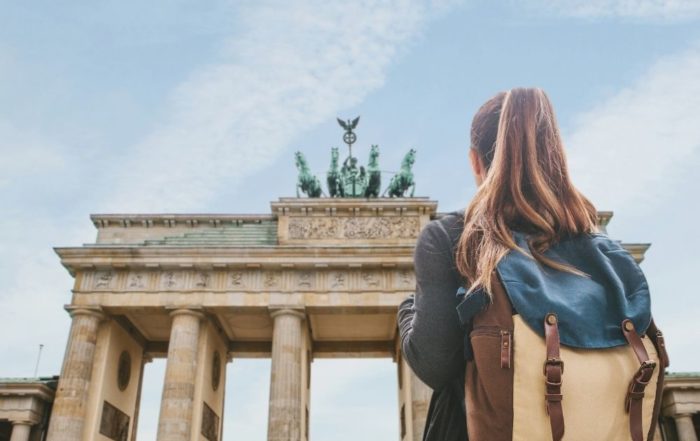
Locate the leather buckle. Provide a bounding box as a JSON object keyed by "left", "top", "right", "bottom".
{"left": 543, "top": 357, "right": 565, "bottom": 375}
{"left": 640, "top": 360, "right": 656, "bottom": 371}
{"left": 636, "top": 360, "right": 656, "bottom": 382}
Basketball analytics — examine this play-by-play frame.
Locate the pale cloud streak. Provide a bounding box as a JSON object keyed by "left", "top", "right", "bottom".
{"left": 564, "top": 43, "right": 700, "bottom": 371}
{"left": 566, "top": 42, "right": 700, "bottom": 217}
{"left": 529, "top": 0, "right": 700, "bottom": 20}
{"left": 105, "top": 0, "right": 457, "bottom": 212}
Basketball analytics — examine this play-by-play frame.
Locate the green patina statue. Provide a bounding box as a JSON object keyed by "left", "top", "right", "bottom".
{"left": 327, "top": 147, "right": 343, "bottom": 197}
{"left": 384, "top": 148, "right": 416, "bottom": 197}
{"left": 293, "top": 117, "right": 416, "bottom": 198}
{"left": 295, "top": 151, "right": 323, "bottom": 197}
{"left": 364, "top": 144, "right": 381, "bottom": 198}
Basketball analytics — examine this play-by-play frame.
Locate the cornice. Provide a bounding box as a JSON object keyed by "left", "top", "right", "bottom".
{"left": 90, "top": 213, "right": 275, "bottom": 229}
{"left": 54, "top": 245, "right": 415, "bottom": 275}
{"left": 270, "top": 197, "right": 438, "bottom": 216}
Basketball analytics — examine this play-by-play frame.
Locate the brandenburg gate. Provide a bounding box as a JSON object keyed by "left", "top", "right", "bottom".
{"left": 46, "top": 196, "right": 437, "bottom": 441}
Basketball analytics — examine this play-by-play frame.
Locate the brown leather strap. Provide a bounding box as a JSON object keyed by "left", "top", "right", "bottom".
{"left": 621, "top": 319, "right": 657, "bottom": 441}
{"left": 645, "top": 319, "right": 668, "bottom": 440}
{"left": 646, "top": 319, "right": 669, "bottom": 368}
{"left": 544, "top": 313, "right": 564, "bottom": 441}
{"left": 500, "top": 330, "right": 512, "bottom": 369}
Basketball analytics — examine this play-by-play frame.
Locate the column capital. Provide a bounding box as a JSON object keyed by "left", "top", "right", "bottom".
{"left": 166, "top": 306, "right": 205, "bottom": 320}
{"left": 10, "top": 420, "right": 33, "bottom": 426}
{"left": 64, "top": 305, "right": 105, "bottom": 321}
{"left": 269, "top": 307, "right": 306, "bottom": 320}
{"left": 674, "top": 412, "right": 697, "bottom": 419}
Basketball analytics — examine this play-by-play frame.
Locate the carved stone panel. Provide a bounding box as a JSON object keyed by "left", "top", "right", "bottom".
{"left": 94, "top": 270, "right": 117, "bottom": 290}
{"left": 396, "top": 270, "right": 415, "bottom": 289}
{"left": 329, "top": 271, "right": 348, "bottom": 290}
{"left": 99, "top": 401, "right": 130, "bottom": 441}
{"left": 360, "top": 270, "right": 383, "bottom": 290}
{"left": 85, "top": 268, "right": 415, "bottom": 293}
{"left": 201, "top": 402, "right": 220, "bottom": 441}
{"left": 288, "top": 216, "right": 420, "bottom": 240}
{"left": 160, "top": 271, "right": 184, "bottom": 290}
{"left": 194, "top": 271, "right": 211, "bottom": 289}
{"left": 262, "top": 271, "right": 281, "bottom": 289}
{"left": 228, "top": 271, "right": 247, "bottom": 289}
{"left": 127, "top": 271, "right": 148, "bottom": 289}
{"left": 295, "top": 271, "right": 315, "bottom": 290}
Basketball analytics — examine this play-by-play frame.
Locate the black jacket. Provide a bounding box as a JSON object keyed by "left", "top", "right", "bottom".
{"left": 422, "top": 371, "right": 468, "bottom": 441}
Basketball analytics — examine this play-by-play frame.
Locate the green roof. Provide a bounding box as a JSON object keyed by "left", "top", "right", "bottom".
{"left": 0, "top": 376, "right": 58, "bottom": 388}
{"left": 143, "top": 220, "right": 278, "bottom": 247}
{"left": 666, "top": 372, "right": 700, "bottom": 378}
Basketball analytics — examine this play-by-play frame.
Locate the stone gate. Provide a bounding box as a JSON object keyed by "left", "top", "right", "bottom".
{"left": 45, "top": 197, "right": 442, "bottom": 441}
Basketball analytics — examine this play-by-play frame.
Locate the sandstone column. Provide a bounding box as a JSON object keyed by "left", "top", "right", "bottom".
{"left": 9, "top": 421, "right": 32, "bottom": 441}
{"left": 46, "top": 306, "right": 104, "bottom": 441}
{"left": 409, "top": 371, "right": 432, "bottom": 441}
{"left": 674, "top": 413, "right": 699, "bottom": 441}
{"left": 157, "top": 308, "right": 204, "bottom": 441}
{"left": 267, "top": 308, "right": 306, "bottom": 441}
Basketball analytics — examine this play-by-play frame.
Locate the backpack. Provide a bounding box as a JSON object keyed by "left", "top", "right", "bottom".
{"left": 455, "top": 232, "right": 670, "bottom": 441}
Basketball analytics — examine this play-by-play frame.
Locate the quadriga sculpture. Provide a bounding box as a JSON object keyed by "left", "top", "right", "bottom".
{"left": 295, "top": 151, "right": 323, "bottom": 197}
{"left": 364, "top": 144, "right": 381, "bottom": 198}
{"left": 384, "top": 149, "right": 416, "bottom": 197}
{"left": 327, "top": 147, "right": 343, "bottom": 197}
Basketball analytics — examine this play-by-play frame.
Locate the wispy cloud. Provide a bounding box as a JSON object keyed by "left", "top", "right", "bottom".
{"left": 566, "top": 42, "right": 700, "bottom": 217}
{"left": 564, "top": 43, "right": 700, "bottom": 371}
{"left": 0, "top": 1, "right": 457, "bottom": 439}
{"left": 528, "top": 0, "right": 700, "bottom": 20}
{"left": 105, "top": 0, "right": 457, "bottom": 212}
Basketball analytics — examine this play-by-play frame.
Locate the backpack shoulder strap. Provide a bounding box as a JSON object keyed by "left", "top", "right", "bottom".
{"left": 644, "top": 318, "right": 669, "bottom": 441}
{"left": 621, "top": 319, "right": 658, "bottom": 441}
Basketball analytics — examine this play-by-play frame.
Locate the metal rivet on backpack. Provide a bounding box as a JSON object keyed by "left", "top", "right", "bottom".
{"left": 546, "top": 314, "right": 557, "bottom": 325}
{"left": 624, "top": 321, "right": 635, "bottom": 332}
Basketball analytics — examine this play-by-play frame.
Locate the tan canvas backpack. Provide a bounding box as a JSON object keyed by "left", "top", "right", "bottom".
{"left": 456, "top": 232, "right": 669, "bottom": 441}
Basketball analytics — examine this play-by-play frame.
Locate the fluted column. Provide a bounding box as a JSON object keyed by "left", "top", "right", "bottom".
{"left": 157, "top": 308, "right": 204, "bottom": 441}
{"left": 675, "top": 413, "right": 699, "bottom": 441}
{"left": 267, "top": 308, "right": 305, "bottom": 441}
{"left": 9, "top": 421, "right": 32, "bottom": 441}
{"left": 409, "top": 371, "right": 432, "bottom": 441}
{"left": 46, "top": 306, "right": 104, "bottom": 441}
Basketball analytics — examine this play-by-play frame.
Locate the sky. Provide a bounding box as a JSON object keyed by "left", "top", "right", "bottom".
{"left": 1, "top": 0, "right": 699, "bottom": 439}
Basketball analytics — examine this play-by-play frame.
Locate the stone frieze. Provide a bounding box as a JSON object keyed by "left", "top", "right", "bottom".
{"left": 287, "top": 216, "right": 420, "bottom": 240}
{"left": 82, "top": 268, "right": 416, "bottom": 293}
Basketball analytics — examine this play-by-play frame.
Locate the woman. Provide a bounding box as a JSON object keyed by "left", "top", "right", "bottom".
{"left": 397, "top": 88, "right": 667, "bottom": 441}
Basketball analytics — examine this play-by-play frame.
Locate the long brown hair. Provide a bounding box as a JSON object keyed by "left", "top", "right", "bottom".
{"left": 456, "top": 87, "right": 600, "bottom": 296}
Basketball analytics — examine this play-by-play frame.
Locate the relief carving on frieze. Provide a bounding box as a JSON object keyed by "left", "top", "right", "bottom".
{"left": 127, "top": 272, "right": 147, "bottom": 289}
{"left": 287, "top": 216, "right": 419, "bottom": 240}
{"left": 360, "top": 271, "right": 382, "bottom": 289}
{"left": 161, "top": 271, "right": 183, "bottom": 290}
{"left": 94, "top": 270, "right": 116, "bottom": 289}
{"left": 329, "top": 271, "right": 347, "bottom": 289}
{"left": 263, "top": 271, "right": 282, "bottom": 289}
{"left": 397, "top": 270, "right": 415, "bottom": 287}
{"left": 296, "top": 271, "right": 314, "bottom": 289}
{"left": 194, "top": 271, "right": 211, "bottom": 288}
{"left": 87, "top": 268, "right": 414, "bottom": 293}
{"left": 228, "top": 271, "right": 245, "bottom": 289}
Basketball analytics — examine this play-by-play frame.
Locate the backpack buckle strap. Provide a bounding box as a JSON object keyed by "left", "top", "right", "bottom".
{"left": 621, "top": 319, "right": 657, "bottom": 441}
{"left": 543, "top": 313, "right": 564, "bottom": 441}
{"left": 543, "top": 357, "right": 565, "bottom": 376}
{"left": 624, "top": 360, "right": 656, "bottom": 411}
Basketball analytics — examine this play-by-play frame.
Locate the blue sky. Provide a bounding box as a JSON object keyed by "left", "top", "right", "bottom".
{"left": 1, "top": 1, "right": 699, "bottom": 439}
